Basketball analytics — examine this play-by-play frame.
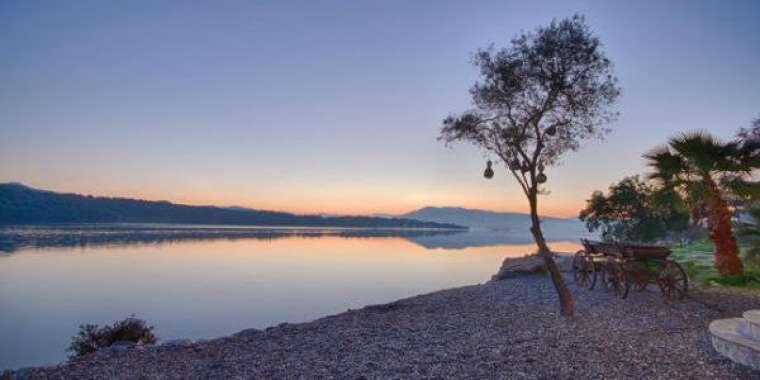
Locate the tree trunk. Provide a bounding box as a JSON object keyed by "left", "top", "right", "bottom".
{"left": 528, "top": 191, "right": 575, "bottom": 317}
{"left": 705, "top": 177, "right": 743, "bottom": 275}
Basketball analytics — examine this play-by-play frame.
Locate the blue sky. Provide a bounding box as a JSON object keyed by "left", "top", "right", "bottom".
{"left": 1, "top": 0, "right": 758, "bottom": 216}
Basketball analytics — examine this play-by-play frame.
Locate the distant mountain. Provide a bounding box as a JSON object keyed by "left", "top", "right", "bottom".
{"left": 400, "top": 206, "right": 593, "bottom": 241}
{"left": 0, "top": 183, "right": 464, "bottom": 229}
{"left": 401, "top": 206, "right": 566, "bottom": 229}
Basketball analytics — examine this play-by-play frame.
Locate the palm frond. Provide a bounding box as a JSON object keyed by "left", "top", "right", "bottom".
{"left": 643, "top": 145, "right": 685, "bottom": 183}
{"left": 668, "top": 130, "right": 726, "bottom": 173}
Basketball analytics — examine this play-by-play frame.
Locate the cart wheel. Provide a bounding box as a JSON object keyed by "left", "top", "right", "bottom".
{"left": 572, "top": 250, "right": 595, "bottom": 289}
{"left": 588, "top": 259, "right": 599, "bottom": 290}
{"left": 604, "top": 261, "right": 630, "bottom": 299}
{"left": 658, "top": 261, "right": 688, "bottom": 300}
{"left": 628, "top": 264, "right": 648, "bottom": 291}
{"left": 599, "top": 264, "right": 612, "bottom": 290}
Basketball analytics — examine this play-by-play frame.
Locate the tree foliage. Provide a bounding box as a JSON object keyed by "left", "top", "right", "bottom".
{"left": 579, "top": 176, "right": 690, "bottom": 242}
{"left": 439, "top": 15, "right": 620, "bottom": 317}
{"left": 731, "top": 115, "right": 760, "bottom": 206}
{"left": 736, "top": 115, "right": 760, "bottom": 148}
{"left": 440, "top": 15, "right": 620, "bottom": 198}
{"left": 739, "top": 206, "right": 760, "bottom": 265}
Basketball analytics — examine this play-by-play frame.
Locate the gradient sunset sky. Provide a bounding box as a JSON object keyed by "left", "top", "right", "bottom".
{"left": 1, "top": 1, "right": 758, "bottom": 217}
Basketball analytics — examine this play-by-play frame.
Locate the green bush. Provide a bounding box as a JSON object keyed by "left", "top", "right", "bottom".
{"left": 67, "top": 315, "right": 156, "bottom": 358}
{"left": 704, "top": 270, "right": 760, "bottom": 288}
{"left": 668, "top": 233, "right": 760, "bottom": 287}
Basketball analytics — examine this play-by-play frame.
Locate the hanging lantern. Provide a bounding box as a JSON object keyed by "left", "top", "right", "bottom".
{"left": 483, "top": 160, "right": 494, "bottom": 179}
{"left": 545, "top": 125, "right": 557, "bottom": 136}
{"left": 508, "top": 159, "right": 520, "bottom": 171}
{"left": 536, "top": 173, "right": 547, "bottom": 183}
{"left": 521, "top": 161, "right": 531, "bottom": 173}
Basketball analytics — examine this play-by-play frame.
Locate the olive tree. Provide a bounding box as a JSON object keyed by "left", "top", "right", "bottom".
{"left": 440, "top": 15, "right": 620, "bottom": 317}
{"left": 579, "top": 176, "right": 690, "bottom": 243}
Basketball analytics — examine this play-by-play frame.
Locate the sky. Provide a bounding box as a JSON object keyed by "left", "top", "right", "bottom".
{"left": 1, "top": 0, "right": 758, "bottom": 217}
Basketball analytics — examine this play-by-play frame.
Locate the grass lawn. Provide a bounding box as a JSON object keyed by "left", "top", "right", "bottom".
{"left": 670, "top": 239, "right": 760, "bottom": 288}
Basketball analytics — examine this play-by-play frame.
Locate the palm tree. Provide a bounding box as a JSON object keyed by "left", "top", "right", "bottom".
{"left": 644, "top": 131, "right": 756, "bottom": 275}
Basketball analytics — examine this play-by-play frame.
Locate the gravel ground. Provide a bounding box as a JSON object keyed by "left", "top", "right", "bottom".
{"left": 6, "top": 274, "right": 760, "bottom": 379}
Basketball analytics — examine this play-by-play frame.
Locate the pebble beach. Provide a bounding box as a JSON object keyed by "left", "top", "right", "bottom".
{"left": 6, "top": 273, "right": 760, "bottom": 379}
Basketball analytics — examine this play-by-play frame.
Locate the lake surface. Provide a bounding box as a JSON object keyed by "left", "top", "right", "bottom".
{"left": 0, "top": 225, "right": 581, "bottom": 370}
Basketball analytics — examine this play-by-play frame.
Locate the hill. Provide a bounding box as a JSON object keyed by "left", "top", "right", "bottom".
{"left": 401, "top": 206, "right": 591, "bottom": 241}
{"left": 0, "top": 183, "right": 463, "bottom": 229}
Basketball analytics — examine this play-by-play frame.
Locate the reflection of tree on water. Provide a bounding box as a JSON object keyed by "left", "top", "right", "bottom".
{"left": 406, "top": 228, "right": 595, "bottom": 249}
{"left": 0, "top": 225, "right": 595, "bottom": 253}
{"left": 0, "top": 225, "right": 466, "bottom": 253}
{"left": 407, "top": 229, "right": 537, "bottom": 249}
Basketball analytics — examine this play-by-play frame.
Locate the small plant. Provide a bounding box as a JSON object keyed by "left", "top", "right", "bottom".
{"left": 704, "top": 269, "right": 760, "bottom": 288}
{"left": 67, "top": 315, "right": 156, "bottom": 358}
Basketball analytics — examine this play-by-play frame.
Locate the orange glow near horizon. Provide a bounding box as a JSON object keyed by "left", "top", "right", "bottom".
{"left": 22, "top": 181, "right": 581, "bottom": 218}
{"left": 8, "top": 178, "right": 585, "bottom": 218}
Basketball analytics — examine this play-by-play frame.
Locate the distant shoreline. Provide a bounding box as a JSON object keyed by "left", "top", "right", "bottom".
{"left": 0, "top": 183, "right": 465, "bottom": 229}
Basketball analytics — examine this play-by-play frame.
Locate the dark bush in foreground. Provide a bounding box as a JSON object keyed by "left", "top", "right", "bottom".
{"left": 67, "top": 316, "right": 156, "bottom": 358}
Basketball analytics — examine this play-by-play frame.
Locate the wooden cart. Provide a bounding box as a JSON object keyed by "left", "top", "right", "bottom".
{"left": 572, "top": 239, "right": 688, "bottom": 300}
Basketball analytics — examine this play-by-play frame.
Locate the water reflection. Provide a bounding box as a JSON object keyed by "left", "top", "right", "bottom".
{"left": 0, "top": 225, "right": 581, "bottom": 370}
{"left": 0, "top": 225, "right": 585, "bottom": 253}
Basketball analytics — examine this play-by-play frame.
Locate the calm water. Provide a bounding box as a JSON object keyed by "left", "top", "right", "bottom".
{"left": 0, "top": 225, "right": 580, "bottom": 370}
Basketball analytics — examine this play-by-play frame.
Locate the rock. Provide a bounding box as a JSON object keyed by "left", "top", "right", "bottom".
{"left": 491, "top": 254, "right": 547, "bottom": 281}
{"left": 491, "top": 253, "right": 574, "bottom": 281}
{"left": 233, "top": 328, "right": 261, "bottom": 338}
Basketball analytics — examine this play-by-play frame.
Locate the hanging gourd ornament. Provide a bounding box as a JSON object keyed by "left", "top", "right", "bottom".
{"left": 483, "top": 160, "right": 494, "bottom": 179}
{"left": 536, "top": 172, "right": 547, "bottom": 184}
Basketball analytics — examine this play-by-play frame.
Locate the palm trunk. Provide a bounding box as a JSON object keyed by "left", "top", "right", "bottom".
{"left": 705, "top": 177, "right": 743, "bottom": 275}
{"left": 528, "top": 190, "right": 574, "bottom": 317}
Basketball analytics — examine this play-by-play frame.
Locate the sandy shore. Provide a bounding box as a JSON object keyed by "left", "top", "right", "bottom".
{"left": 5, "top": 273, "right": 760, "bottom": 379}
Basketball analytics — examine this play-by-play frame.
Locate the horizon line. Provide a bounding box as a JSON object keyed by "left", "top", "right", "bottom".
{"left": 0, "top": 182, "right": 578, "bottom": 220}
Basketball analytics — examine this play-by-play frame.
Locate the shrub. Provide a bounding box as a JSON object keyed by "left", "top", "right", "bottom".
{"left": 704, "top": 269, "right": 760, "bottom": 288}
{"left": 579, "top": 176, "right": 691, "bottom": 243}
{"left": 67, "top": 315, "right": 156, "bottom": 358}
